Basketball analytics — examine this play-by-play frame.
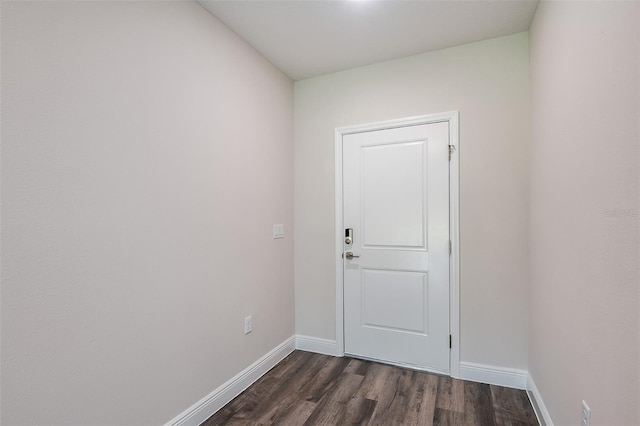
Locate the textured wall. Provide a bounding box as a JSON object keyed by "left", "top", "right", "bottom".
{"left": 1, "top": 2, "right": 294, "bottom": 424}
{"left": 529, "top": 2, "right": 640, "bottom": 424}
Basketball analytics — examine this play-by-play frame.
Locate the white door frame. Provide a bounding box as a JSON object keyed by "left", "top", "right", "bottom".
{"left": 334, "top": 111, "right": 460, "bottom": 377}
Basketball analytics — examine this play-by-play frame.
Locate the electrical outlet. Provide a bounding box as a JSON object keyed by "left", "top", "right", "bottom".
{"left": 244, "top": 315, "right": 252, "bottom": 335}
{"left": 581, "top": 400, "right": 591, "bottom": 426}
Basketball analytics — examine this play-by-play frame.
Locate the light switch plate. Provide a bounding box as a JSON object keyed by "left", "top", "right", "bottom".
{"left": 273, "top": 224, "right": 284, "bottom": 239}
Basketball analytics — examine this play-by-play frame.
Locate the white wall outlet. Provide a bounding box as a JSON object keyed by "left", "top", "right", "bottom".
{"left": 581, "top": 400, "right": 591, "bottom": 426}
{"left": 273, "top": 224, "right": 284, "bottom": 239}
{"left": 244, "top": 315, "right": 252, "bottom": 335}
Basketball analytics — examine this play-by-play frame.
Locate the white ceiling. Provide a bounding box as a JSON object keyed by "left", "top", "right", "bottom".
{"left": 199, "top": 0, "right": 538, "bottom": 81}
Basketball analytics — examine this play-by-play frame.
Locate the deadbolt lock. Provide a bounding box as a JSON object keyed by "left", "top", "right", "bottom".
{"left": 345, "top": 228, "right": 353, "bottom": 245}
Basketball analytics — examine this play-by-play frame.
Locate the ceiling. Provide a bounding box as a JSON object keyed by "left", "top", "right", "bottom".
{"left": 199, "top": 0, "right": 539, "bottom": 81}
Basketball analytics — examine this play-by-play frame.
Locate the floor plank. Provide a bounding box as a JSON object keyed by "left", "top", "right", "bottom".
{"left": 203, "top": 351, "right": 538, "bottom": 426}
{"left": 404, "top": 372, "right": 439, "bottom": 425}
{"left": 303, "top": 372, "right": 364, "bottom": 425}
{"left": 242, "top": 354, "right": 329, "bottom": 423}
{"left": 435, "top": 376, "right": 465, "bottom": 413}
{"left": 433, "top": 407, "right": 466, "bottom": 426}
{"left": 463, "top": 381, "right": 496, "bottom": 426}
{"left": 491, "top": 385, "right": 538, "bottom": 426}
{"left": 341, "top": 396, "right": 378, "bottom": 425}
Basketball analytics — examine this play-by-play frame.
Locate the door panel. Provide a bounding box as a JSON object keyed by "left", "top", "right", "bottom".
{"left": 343, "top": 122, "right": 449, "bottom": 373}
{"left": 361, "top": 141, "right": 426, "bottom": 248}
{"left": 362, "top": 269, "right": 428, "bottom": 334}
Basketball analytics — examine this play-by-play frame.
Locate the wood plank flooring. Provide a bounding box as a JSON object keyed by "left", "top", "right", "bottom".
{"left": 203, "top": 351, "right": 538, "bottom": 426}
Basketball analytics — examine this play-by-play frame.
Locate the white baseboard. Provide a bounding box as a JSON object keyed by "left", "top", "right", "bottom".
{"left": 458, "top": 361, "right": 527, "bottom": 390}
{"left": 527, "top": 373, "right": 554, "bottom": 426}
{"left": 165, "top": 335, "right": 543, "bottom": 426}
{"left": 165, "top": 336, "right": 295, "bottom": 426}
{"left": 295, "top": 334, "right": 338, "bottom": 356}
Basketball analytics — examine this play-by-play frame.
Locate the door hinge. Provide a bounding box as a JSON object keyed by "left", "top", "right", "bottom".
{"left": 449, "top": 335, "right": 452, "bottom": 349}
{"left": 448, "top": 145, "right": 455, "bottom": 161}
{"left": 449, "top": 240, "right": 452, "bottom": 255}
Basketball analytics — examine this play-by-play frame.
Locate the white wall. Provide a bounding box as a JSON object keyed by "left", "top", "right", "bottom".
{"left": 1, "top": 2, "right": 294, "bottom": 424}
{"left": 529, "top": 2, "right": 639, "bottom": 425}
{"left": 294, "top": 33, "right": 530, "bottom": 369}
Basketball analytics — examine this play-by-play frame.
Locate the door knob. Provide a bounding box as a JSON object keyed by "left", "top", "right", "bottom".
{"left": 344, "top": 251, "right": 360, "bottom": 259}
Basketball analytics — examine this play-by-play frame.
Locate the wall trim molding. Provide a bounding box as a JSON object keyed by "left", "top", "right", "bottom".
{"left": 527, "top": 373, "right": 554, "bottom": 426}
{"left": 295, "top": 334, "right": 338, "bottom": 356}
{"left": 165, "top": 336, "right": 295, "bottom": 426}
{"left": 458, "top": 361, "right": 527, "bottom": 390}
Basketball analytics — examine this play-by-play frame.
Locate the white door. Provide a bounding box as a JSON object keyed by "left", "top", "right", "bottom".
{"left": 342, "top": 121, "right": 450, "bottom": 373}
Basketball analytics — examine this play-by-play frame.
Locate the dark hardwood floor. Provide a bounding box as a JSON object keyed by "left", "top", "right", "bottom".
{"left": 203, "top": 350, "right": 538, "bottom": 426}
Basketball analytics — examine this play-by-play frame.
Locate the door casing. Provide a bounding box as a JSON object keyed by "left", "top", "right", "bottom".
{"left": 334, "top": 111, "right": 460, "bottom": 378}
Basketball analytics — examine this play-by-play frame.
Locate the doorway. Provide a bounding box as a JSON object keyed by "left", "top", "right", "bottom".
{"left": 334, "top": 112, "right": 460, "bottom": 375}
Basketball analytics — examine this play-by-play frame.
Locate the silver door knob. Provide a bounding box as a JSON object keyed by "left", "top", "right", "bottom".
{"left": 344, "top": 252, "right": 360, "bottom": 259}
